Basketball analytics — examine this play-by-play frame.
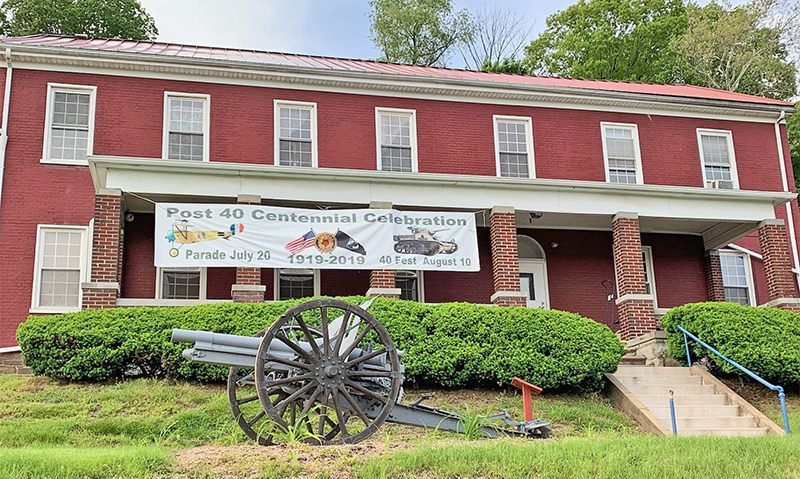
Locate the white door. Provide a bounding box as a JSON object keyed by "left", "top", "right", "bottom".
{"left": 519, "top": 260, "right": 549, "bottom": 309}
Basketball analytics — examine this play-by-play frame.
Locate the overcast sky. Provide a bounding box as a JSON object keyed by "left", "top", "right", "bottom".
{"left": 137, "top": 0, "right": 578, "bottom": 67}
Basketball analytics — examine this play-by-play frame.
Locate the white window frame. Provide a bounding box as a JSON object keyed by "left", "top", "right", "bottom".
{"left": 274, "top": 100, "right": 318, "bottom": 168}
{"left": 719, "top": 250, "right": 756, "bottom": 305}
{"left": 274, "top": 268, "right": 321, "bottom": 300}
{"left": 30, "top": 224, "right": 89, "bottom": 313}
{"left": 493, "top": 115, "right": 535, "bottom": 179}
{"left": 162, "top": 91, "right": 211, "bottom": 162}
{"left": 697, "top": 128, "right": 739, "bottom": 189}
{"left": 396, "top": 270, "right": 425, "bottom": 302}
{"left": 641, "top": 245, "right": 658, "bottom": 308}
{"left": 155, "top": 267, "right": 207, "bottom": 300}
{"left": 41, "top": 83, "right": 97, "bottom": 166}
{"left": 601, "top": 122, "right": 644, "bottom": 185}
{"left": 375, "top": 107, "right": 418, "bottom": 172}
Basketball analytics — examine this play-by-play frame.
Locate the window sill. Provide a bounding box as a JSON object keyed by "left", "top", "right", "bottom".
{"left": 29, "top": 306, "right": 81, "bottom": 314}
{"left": 40, "top": 158, "right": 89, "bottom": 166}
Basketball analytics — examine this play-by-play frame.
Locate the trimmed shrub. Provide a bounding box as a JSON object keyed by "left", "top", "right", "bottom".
{"left": 661, "top": 302, "right": 800, "bottom": 385}
{"left": 17, "top": 297, "right": 624, "bottom": 391}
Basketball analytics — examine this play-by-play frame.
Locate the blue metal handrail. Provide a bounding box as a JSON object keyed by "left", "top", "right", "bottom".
{"left": 677, "top": 325, "right": 790, "bottom": 434}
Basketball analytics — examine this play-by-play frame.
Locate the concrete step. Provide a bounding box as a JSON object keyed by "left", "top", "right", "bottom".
{"left": 619, "top": 355, "right": 647, "bottom": 366}
{"left": 638, "top": 394, "right": 729, "bottom": 407}
{"left": 658, "top": 416, "right": 757, "bottom": 430}
{"left": 614, "top": 366, "right": 692, "bottom": 377}
{"left": 678, "top": 427, "right": 768, "bottom": 437}
{"left": 625, "top": 384, "right": 716, "bottom": 396}
{"left": 617, "top": 375, "right": 703, "bottom": 386}
{"left": 647, "top": 404, "right": 740, "bottom": 417}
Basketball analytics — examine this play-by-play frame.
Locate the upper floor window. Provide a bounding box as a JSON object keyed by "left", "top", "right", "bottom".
{"left": 276, "top": 268, "right": 319, "bottom": 300}
{"left": 157, "top": 267, "right": 206, "bottom": 300}
{"left": 41, "top": 83, "right": 96, "bottom": 165}
{"left": 698, "top": 129, "right": 738, "bottom": 189}
{"left": 274, "top": 100, "right": 317, "bottom": 168}
{"left": 376, "top": 107, "right": 418, "bottom": 172}
{"left": 31, "top": 225, "right": 88, "bottom": 312}
{"left": 163, "top": 92, "right": 210, "bottom": 162}
{"left": 493, "top": 115, "right": 535, "bottom": 178}
{"left": 601, "top": 122, "right": 642, "bottom": 184}
{"left": 719, "top": 252, "right": 754, "bottom": 305}
{"left": 396, "top": 270, "right": 423, "bottom": 301}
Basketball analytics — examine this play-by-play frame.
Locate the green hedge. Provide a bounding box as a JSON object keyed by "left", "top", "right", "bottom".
{"left": 661, "top": 302, "right": 800, "bottom": 385}
{"left": 17, "top": 297, "right": 624, "bottom": 391}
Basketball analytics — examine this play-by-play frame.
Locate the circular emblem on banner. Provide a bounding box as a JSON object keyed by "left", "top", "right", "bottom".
{"left": 315, "top": 232, "right": 337, "bottom": 253}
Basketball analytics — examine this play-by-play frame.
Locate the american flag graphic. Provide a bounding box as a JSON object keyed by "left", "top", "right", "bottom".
{"left": 285, "top": 229, "right": 316, "bottom": 255}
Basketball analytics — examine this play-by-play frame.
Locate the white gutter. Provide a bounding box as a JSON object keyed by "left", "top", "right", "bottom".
{"left": 773, "top": 110, "right": 800, "bottom": 279}
{"left": 0, "top": 47, "right": 11, "bottom": 214}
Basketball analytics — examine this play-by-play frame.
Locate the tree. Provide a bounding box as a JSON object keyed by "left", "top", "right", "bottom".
{"left": 460, "top": 6, "right": 533, "bottom": 71}
{"left": 369, "top": 0, "right": 473, "bottom": 66}
{"left": 0, "top": 0, "right": 158, "bottom": 41}
{"left": 480, "top": 57, "right": 530, "bottom": 74}
{"left": 524, "top": 0, "right": 688, "bottom": 82}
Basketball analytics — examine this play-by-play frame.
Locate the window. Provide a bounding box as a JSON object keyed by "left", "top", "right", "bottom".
{"left": 601, "top": 123, "right": 642, "bottom": 184}
{"left": 493, "top": 115, "right": 535, "bottom": 178}
{"left": 274, "top": 100, "right": 317, "bottom": 167}
{"left": 376, "top": 108, "right": 417, "bottom": 172}
{"left": 698, "top": 129, "right": 738, "bottom": 189}
{"left": 157, "top": 267, "right": 206, "bottom": 300}
{"left": 396, "top": 270, "right": 423, "bottom": 301}
{"left": 31, "top": 225, "right": 88, "bottom": 312}
{"left": 41, "top": 83, "right": 96, "bottom": 165}
{"left": 163, "top": 92, "right": 210, "bottom": 162}
{"left": 276, "top": 268, "right": 320, "bottom": 300}
{"left": 641, "top": 246, "right": 657, "bottom": 305}
{"left": 719, "top": 253, "right": 754, "bottom": 305}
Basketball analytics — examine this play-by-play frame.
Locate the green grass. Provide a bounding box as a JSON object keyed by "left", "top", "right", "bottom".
{"left": 0, "top": 446, "right": 171, "bottom": 479}
{"left": 355, "top": 435, "right": 800, "bottom": 479}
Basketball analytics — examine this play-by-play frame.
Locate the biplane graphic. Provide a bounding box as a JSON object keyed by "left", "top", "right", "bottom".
{"left": 166, "top": 220, "right": 244, "bottom": 257}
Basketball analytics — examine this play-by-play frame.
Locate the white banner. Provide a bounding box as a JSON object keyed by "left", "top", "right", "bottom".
{"left": 154, "top": 203, "right": 480, "bottom": 271}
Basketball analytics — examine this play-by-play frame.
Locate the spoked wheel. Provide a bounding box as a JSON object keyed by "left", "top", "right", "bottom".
{"left": 228, "top": 366, "right": 280, "bottom": 445}
{"left": 254, "top": 299, "right": 402, "bottom": 445}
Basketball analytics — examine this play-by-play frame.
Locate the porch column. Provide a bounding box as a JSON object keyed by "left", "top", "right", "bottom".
{"left": 81, "top": 190, "right": 123, "bottom": 309}
{"left": 705, "top": 250, "right": 726, "bottom": 301}
{"left": 232, "top": 194, "right": 266, "bottom": 303}
{"left": 489, "top": 206, "right": 525, "bottom": 307}
{"left": 612, "top": 212, "right": 656, "bottom": 340}
{"left": 367, "top": 201, "right": 400, "bottom": 298}
{"left": 758, "top": 219, "right": 800, "bottom": 309}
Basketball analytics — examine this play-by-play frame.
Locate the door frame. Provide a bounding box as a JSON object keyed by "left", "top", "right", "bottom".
{"left": 519, "top": 258, "right": 550, "bottom": 309}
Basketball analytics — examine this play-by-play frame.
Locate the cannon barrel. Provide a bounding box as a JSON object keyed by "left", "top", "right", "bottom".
{"left": 172, "top": 328, "right": 390, "bottom": 369}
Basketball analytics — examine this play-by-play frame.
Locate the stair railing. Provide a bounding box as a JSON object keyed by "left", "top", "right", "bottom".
{"left": 677, "top": 325, "right": 790, "bottom": 434}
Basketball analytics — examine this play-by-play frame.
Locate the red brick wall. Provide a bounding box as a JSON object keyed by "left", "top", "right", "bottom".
{"left": 424, "top": 228, "right": 495, "bottom": 304}
{"left": 322, "top": 270, "right": 370, "bottom": 296}
{"left": 759, "top": 220, "right": 798, "bottom": 300}
{"left": 642, "top": 233, "right": 709, "bottom": 308}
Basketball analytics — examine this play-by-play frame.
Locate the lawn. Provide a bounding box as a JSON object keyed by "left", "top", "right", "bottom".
{"left": 0, "top": 375, "right": 798, "bottom": 478}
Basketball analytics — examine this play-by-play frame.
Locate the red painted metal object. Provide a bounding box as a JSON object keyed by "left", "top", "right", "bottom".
{"left": 511, "top": 377, "right": 543, "bottom": 421}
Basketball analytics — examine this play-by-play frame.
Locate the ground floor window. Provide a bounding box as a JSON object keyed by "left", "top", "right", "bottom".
{"left": 276, "top": 268, "right": 319, "bottom": 300}
{"left": 641, "top": 246, "right": 657, "bottom": 305}
{"left": 157, "top": 267, "right": 206, "bottom": 300}
{"left": 719, "top": 252, "right": 753, "bottom": 305}
{"left": 31, "top": 225, "right": 88, "bottom": 312}
{"left": 396, "top": 270, "right": 423, "bottom": 301}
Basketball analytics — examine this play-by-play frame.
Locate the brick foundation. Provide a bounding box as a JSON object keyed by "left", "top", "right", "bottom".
{"left": 489, "top": 206, "right": 525, "bottom": 307}
{"left": 82, "top": 192, "right": 123, "bottom": 309}
{"left": 705, "top": 251, "right": 726, "bottom": 301}
{"left": 612, "top": 212, "right": 656, "bottom": 340}
{"left": 232, "top": 267, "right": 265, "bottom": 302}
{"left": 367, "top": 270, "right": 399, "bottom": 298}
{"left": 0, "top": 351, "right": 31, "bottom": 375}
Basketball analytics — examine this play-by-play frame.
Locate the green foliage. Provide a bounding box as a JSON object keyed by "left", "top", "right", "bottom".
{"left": 16, "top": 297, "right": 623, "bottom": 391}
{"left": 368, "top": 0, "right": 473, "bottom": 66}
{"left": 661, "top": 302, "right": 800, "bottom": 384}
{"left": 789, "top": 111, "right": 800, "bottom": 191}
{"left": 0, "top": 0, "right": 158, "bottom": 40}
{"left": 524, "top": 0, "right": 688, "bottom": 82}
{"left": 480, "top": 57, "right": 530, "bottom": 74}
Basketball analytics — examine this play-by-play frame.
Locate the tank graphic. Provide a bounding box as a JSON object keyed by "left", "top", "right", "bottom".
{"left": 392, "top": 228, "right": 458, "bottom": 256}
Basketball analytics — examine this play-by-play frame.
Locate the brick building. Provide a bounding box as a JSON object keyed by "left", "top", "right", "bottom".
{"left": 0, "top": 35, "right": 797, "bottom": 349}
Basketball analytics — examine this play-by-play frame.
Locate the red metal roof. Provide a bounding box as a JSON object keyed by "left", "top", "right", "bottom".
{"left": 1, "top": 34, "right": 792, "bottom": 107}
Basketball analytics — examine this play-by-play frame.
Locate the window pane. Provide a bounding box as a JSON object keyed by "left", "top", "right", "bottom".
{"left": 279, "top": 269, "right": 315, "bottom": 299}
{"left": 396, "top": 271, "right": 418, "bottom": 301}
{"left": 279, "top": 106, "right": 312, "bottom": 140}
{"left": 279, "top": 140, "right": 313, "bottom": 167}
{"left": 604, "top": 126, "right": 638, "bottom": 184}
{"left": 705, "top": 165, "right": 732, "bottom": 182}
{"left": 499, "top": 152, "right": 529, "bottom": 178}
{"left": 168, "top": 132, "right": 204, "bottom": 161}
{"left": 380, "top": 113, "right": 411, "bottom": 147}
{"left": 52, "top": 92, "right": 90, "bottom": 127}
{"left": 720, "top": 254, "right": 750, "bottom": 305}
{"left": 497, "top": 121, "right": 527, "bottom": 153}
{"left": 641, "top": 251, "right": 652, "bottom": 295}
{"left": 724, "top": 287, "right": 750, "bottom": 305}
{"left": 381, "top": 146, "right": 412, "bottom": 172}
{"left": 49, "top": 127, "right": 88, "bottom": 162}
{"left": 701, "top": 135, "right": 731, "bottom": 165}
{"left": 168, "top": 98, "right": 204, "bottom": 134}
{"left": 39, "top": 269, "right": 80, "bottom": 307}
{"left": 162, "top": 270, "right": 201, "bottom": 299}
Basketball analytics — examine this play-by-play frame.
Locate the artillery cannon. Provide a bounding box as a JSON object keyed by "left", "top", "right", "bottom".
{"left": 172, "top": 298, "right": 551, "bottom": 445}
{"left": 392, "top": 227, "right": 458, "bottom": 256}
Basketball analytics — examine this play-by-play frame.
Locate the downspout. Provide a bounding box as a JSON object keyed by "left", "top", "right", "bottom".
{"left": 773, "top": 110, "right": 800, "bottom": 280}
{"left": 0, "top": 47, "right": 12, "bottom": 216}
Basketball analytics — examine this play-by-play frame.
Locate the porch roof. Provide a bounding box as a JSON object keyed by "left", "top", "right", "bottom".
{"left": 89, "top": 155, "right": 796, "bottom": 250}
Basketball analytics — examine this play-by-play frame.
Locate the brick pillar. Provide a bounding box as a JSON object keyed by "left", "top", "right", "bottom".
{"left": 705, "top": 250, "right": 726, "bottom": 301}
{"left": 367, "top": 201, "right": 400, "bottom": 298}
{"left": 612, "top": 212, "right": 656, "bottom": 340}
{"left": 758, "top": 219, "right": 800, "bottom": 309}
{"left": 232, "top": 194, "right": 266, "bottom": 303}
{"left": 489, "top": 206, "right": 525, "bottom": 307}
{"left": 82, "top": 191, "right": 123, "bottom": 309}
